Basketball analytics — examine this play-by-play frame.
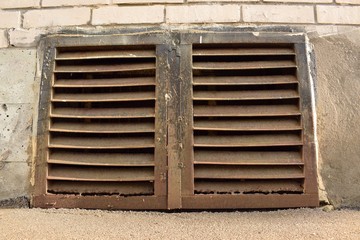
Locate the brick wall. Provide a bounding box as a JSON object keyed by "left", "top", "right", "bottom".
{"left": 0, "top": 0, "right": 360, "bottom": 47}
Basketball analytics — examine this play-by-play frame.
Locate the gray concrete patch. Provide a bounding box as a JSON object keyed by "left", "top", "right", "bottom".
{"left": 310, "top": 29, "right": 360, "bottom": 208}
{"left": 0, "top": 48, "right": 37, "bottom": 104}
{"left": 0, "top": 48, "right": 36, "bottom": 202}
{"left": 0, "top": 103, "right": 32, "bottom": 200}
{"left": 0, "top": 162, "right": 30, "bottom": 201}
{"left": 0, "top": 103, "right": 33, "bottom": 161}
{"left": 0, "top": 196, "right": 29, "bottom": 208}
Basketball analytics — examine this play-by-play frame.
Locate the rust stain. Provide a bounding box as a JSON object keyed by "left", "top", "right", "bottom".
{"left": 0, "top": 150, "right": 12, "bottom": 170}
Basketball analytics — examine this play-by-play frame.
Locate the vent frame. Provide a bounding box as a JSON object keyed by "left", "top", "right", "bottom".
{"left": 34, "top": 31, "right": 318, "bottom": 210}
{"left": 177, "top": 32, "right": 318, "bottom": 209}
{"left": 34, "top": 32, "right": 170, "bottom": 210}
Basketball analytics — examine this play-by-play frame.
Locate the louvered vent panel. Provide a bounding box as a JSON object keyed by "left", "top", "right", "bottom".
{"left": 192, "top": 44, "right": 305, "bottom": 195}
{"left": 47, "top": 46, "right": 156, "bottom": 196}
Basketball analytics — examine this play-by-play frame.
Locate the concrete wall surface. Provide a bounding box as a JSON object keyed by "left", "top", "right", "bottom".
{"left": 0, "top": 49, "right": 37, "bottom": 202}
{"left": 0, "top": 22, "right": 360, "bottom": 207}
{"left": 310, "top": 29, "right": 360, "bottom": 208}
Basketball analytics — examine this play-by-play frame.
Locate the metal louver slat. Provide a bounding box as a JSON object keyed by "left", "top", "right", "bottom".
{"left": 193, "top": 76, "right": 298, "bottom": 86}
{"left": 51, "top": 107, "right": 155, "bottom": 118}
{"left": 194, "top": 105, "right": 301, "bottom": 117}
{"left": 192, "top": 48, "right": 295, "bottom": 56}
{"left": 49, "top": 152, "right": 154, "bottom": 166}
{"left": 191, "top": 43, "right": 306, "bottom": 197}
{"left": 54, "top": 77, "right": 155, "bottom": 88}
{"left": 54, "top": 62, "right": 156, "bottom": 73}
{"left": 48, "top": 166, "right": 154, "bottom": 182}
{"left": 49, "top": 136, "right": 155, "bottom": 149}
{"left": 50, "top": 122, "right": 154, "bottom": 133}
{"left": 56, "top": 49, "right": 155, "bottom": 60}
{"left": 193, "top": 89, "right": 299, "bottom": 100}
{"left": 193, "top": 60, "right": 296, "bottom": 70}
{"left": 195, "top": 180, "right": 303, "bottom": 194}
{"left": 194, "top": 133, "right": 302, "bottom": 147}
{"left": 52, "top": 91, "right": 155, "bottom": 102}
{"left": 48, "top": 181, "right": 154, "bottom": 195}
{"left": 194, "top": 118, "right": 301, "bottom": 131}
{"left": 194, "top": 165, "right": 304, "bottom": 179}
{"left": 194, "top": 150, "right": 303, "bottom": 165}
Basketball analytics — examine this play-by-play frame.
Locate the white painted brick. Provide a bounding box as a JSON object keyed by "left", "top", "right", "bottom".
{"left": 187, "top": 0, "right": 256, "bottom": 2}
{"left": 42, "top": 0, "right": 110, "bottom": 7}
{"left": 264, "top": 0, "right": 331, "bottom": 3}
{"left": 92, "top": 6, "right": 164, "bottom": 25}
{"left": 0, "top": 11, "right": 21, "bottom": 28}
{"left": 23, "top": 8, "right": 91, "bottom": 28}
{"left": 0, "top": 0, "right": 40, "bottom": 9}
{"left": 166, "top": 5, "right": 240, "bottom": 23}
{"left": 113, "top": 0, "right": 182, "bottom": 3}
{"left": 336, "top": 0, "right": 360, "bottom": 4}
{"left": 9, "top": 29, "right": 44, "bottom": 47}
{"left": 0, "top": 30, "right": 8, "bottom": 48}
{"left": 317, "top": 6, "right": 360, "bottom": 24}
{"left": 243, "top": 5, "right": 314, "bottom": 23}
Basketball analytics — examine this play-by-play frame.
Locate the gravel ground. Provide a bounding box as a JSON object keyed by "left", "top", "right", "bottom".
{"left": 0, "top": 208, "right": 359, "bottom": 240}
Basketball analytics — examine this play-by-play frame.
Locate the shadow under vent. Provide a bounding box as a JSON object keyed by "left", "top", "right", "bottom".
{"left": 47, "top": 46, "right": 156, "bottom": 196}
{"left": 192, "top": 44, "right": 305, "bottom": 195}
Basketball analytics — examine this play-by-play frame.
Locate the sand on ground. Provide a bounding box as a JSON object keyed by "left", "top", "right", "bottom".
{"left": 0, "top": 208, "right": 359, "bottom": 239}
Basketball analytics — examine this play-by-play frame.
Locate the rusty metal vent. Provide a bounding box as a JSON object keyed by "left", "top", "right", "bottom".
{"left": 47, "top": 45, "right": 157, "bottom": 196}
{"left": 192, "top": 44, "right": 305, "bottom": 195}
{"left": 35, "top": 32, "right": 318, "bottom": 210}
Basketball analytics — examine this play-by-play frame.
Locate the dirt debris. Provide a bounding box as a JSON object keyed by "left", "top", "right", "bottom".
{"left": 0, "top": 208, "right": 359, "bottom": 239}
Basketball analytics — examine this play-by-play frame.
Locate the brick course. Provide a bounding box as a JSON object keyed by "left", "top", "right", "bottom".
{"left": 243, "top": 5, "right": 315, "bottom": 23}
{"left": 264, "top": 0, "right": 332, "bottom": 3}
{"left": 0, "top": 0, "right": 40, "bottom": 9}
{"left": 9, "top": 29, "right": 44, "bottom": 47}
{"left": 113, "top": 0, "right": 182, "bottom": 3}
{"left": 0, "top": 1, "right": 359, "bottom": 48}
{"left": 23, "top": 8, "right": 91, "bottom": 28}
{"left": 92, "top": 6, "right": 164, "bottom": 25}
{"left": 42, "top": 0, "right": 110, "bottom": 7}
{"left": 166, "top": 5, "right": 241, "bottom": 23}
{"left": 0, "top": 11, "right": 21, "bottom": 28}
{"left": 335, "top": 0, "right": 360, "bottom": 4}
{"left": 317, "top": 6, "right": 360, "bottom": 24}
{"left": 188, "top": 0, "right": 256, "bottom": 2}
{"left": 0, "top": 30, "right": 8, "bottom": 48}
